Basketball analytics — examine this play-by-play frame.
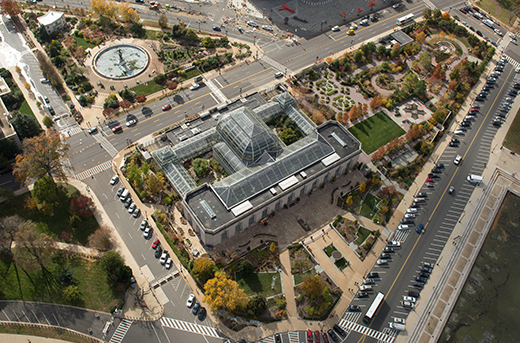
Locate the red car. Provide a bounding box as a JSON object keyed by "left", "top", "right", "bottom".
{"left": 322, "top": 332, "right": 329, "bottom": 343}
{"left": 112, "top": 125, "right": 122, "bottom": 133}
{"left": 307, "top": 329, "right": 313, "bottom": 342}
{"left": 426, "top": 178, "right": 434, "bottom": 183}
{"left": 314, "top": 331, "right": 320, "bottom": 343}
{"left": 162, "top": 104, "right": 171, "bottom": 111}
{"left": 152, "top": 238, "right": 160, "bottom": 249}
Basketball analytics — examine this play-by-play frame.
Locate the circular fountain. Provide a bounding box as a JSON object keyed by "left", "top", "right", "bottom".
{"left": 92, "top": 44, "right": 150, "bottom": 80}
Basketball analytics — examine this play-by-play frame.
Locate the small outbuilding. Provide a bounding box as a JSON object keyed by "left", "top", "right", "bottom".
{"left": 37, "top": 11, "right": 66, "bottom": 35}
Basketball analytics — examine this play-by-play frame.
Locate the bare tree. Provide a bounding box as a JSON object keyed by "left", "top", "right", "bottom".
{"left": 87, "top": 227, "right": 114, "bottom": 252}
{"left": 0, "top": 215, "right": 26, "bottom": 299}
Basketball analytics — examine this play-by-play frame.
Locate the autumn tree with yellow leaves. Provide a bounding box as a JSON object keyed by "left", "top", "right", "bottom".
{"left": 203, "top": 272, "right": 249, "bottom": 312}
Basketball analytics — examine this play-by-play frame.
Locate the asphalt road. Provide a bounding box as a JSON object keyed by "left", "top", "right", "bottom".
{"left": 344, "top": 51, "right": 520, "bottom": 342}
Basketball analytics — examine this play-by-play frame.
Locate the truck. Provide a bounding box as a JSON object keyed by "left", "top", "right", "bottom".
{"left": 467, "top": 175, "right": 483, "bottom": 184}
{"left": 483, "top": 19, "right": 494, "bottom": 28}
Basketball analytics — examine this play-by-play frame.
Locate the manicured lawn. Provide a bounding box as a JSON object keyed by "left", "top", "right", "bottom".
{"left": 334, "top": 257, "right": 349, "bottom": 270}
{"left": 504, "top": 108, "right": 520, "bottom": 154}
{"left": 146, "top": 29, "right": 160, "bottom": 40}
{"left": 236, "top": 272, "right": 282, "bottom": 297}
{"left": 19, "top": 100, "right": 35, "bottom": 117}
{"left": 355, "top": 226, "right": 372, "bottom": 246}
{"left": 359, "top": 193, "right": 381, "bottom": 219}
{"left": 181, "top": 68, "right": 201, "bottom": 81}
{"left": 0, "top": 185, "right": 98, "bottom": 245}
{"left": 348, "top": 111, "right": 406, "bottom": 154}
{"left": 324, "top": 244, "right": 337, "bottom": 257}
{"left": 293, "top": 269, "right": 316, "bottom": 286}
{"left": 73, "top": 35, "right": 96, "bottom": 49}
{"left": 130, "top": 81, "right": 168, "bottom": 96}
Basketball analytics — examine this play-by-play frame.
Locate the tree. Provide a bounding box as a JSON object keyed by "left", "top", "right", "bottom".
{"left": 14, "top": 131, "right": 70, "bottom": 184}
{"left": 203, "top": 271, "right": 249, "bottom": 311}
{"left": 87, "top": 227, "right": 114, "bottom": 251}
{"left": 359, "top": 182, "right": 366, "bottom": 192}
{"left": 136, "top": 94, "right": 147, "bottom": 103}
{"left": 145, "top": 172, "right": 165, "bottom": 197}
{"left": 9, "top": 111, "right": 43, "bottom": 140}
{"left": 0, "top": 215, "right": 26, "bottom": 299}
{"left": 346, "top": 196, "right": 353, "bottom": 206}
{"left": 119, "top": 100, "right": 132, "bottom": 111}
{"left": 416, "top": 32, "right": 426, "bottom": 45}
{"left": 33, "top": 175, "right": 58, "bottom": 215}
{"left": 42, "top": 116, "right": 54, "bottom": 129}
{"left": 247, "top": 294, "right": 267, "bottom": 316}
{"left": 0, "top": 0, "right": 22, "bottom": 17}
{"left": 201, "top": 37, "right": 215, "bottom": 48}
{"left": 391, "top": 43, "right": 401, "bottom": 59}
{"left": 279, "top": 128, "right": 299, "bottom": 145}
{"left": 168, "top": 81, "right": 178, "bottom": 91}
{"left": 192, "top": 257, "right": 215, "bottom": 285}
{"left": 35, "top": 50, "right": 62, "bottom": 88}
{"left": 300, "top": 275, "right": 326, "bottom": 301}
{"left": 70, "top": 195, "right": 95, "bottom": 219}
{"left": 62, "top": 285, "right": 81, "bottom": 304}
{"left": 270, "top": 242, "right": 276, "bottom": 253}
{"left": 349, "top": 105, "right": 359, "bottom": 121}
{"left": 368, "top": 0, "right": 377, "bottom": 10}
{"left": 100, "top": 250, "right": 131, "bottom": 285}
{"left": 158, "top": 13, "right": 168, "bottom": 28}
{"left": 418, "top": 52, "right": 432, "bottom": 71}
{"left": 238, "top": 260, "right": 254, "bottom": 275}
{"left": 192, "top": 158, "right": 209, "bottom": 178}
{"left": 370, "top": 94, "right": 383, "bottom": 110}
{"left": 432, "top": 9, "right": 442, "bottom": 20}
{"left": 357, "top": 7, "right": 363, "bottom": 15}
{"left": 130, "top": 22, "right": 146, "bottom": 38}
{"left": 119, "top": 2, "right": 140, "bottom": 22}
{"left": 422, "top": 8, "right": 432, "bottom": 20}
{"left": 353, "top": 50, "right": 363, "bottom": 63}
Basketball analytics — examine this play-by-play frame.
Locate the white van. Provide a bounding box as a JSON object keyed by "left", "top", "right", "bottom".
{"left": 360, "top": 19, "right": 369, "bottom": 26}
{"left": 359, "top": 285, "right": 372, "bottom": 291}
{"left": 120, "top": 189, "right": 130, "bottom": 201}
{"left": 406, "top": 208, "right": 418, "bottom": 213}
{"left": 467, "top": 175, "right": 483, "bottom": 184}
{"left": 389, "top": 323, "right": 406, "bottom": 331}
{"left": 397, "top": 224, "right": 409, "bottom": 231}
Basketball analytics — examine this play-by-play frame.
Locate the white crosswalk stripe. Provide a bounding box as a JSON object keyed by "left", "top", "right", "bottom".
{"left": 287, "top": 331, "right": 299, "bottom": 343}
{"left": 73, "top": 160, "right": 112, "bottom": 180}
{"left": 205, "top": 79, "right": 228, "bottom": 104}
{"left": 258, "top": 335, "right": 275, "bottom": 343}
{"left": 61, "top": 124, "right": 83, "bottom": 137}
{"left": 391, "top": 229, "right": 410, "bottom": 243}
{"left": 160, "top": 317, "right": 220, "bottom": 338}
{"left": 502, "top": 54, "right": 520, "bottom": 69}
{"left": 92, "top": 132, "right": 119, "bottom": 157}
{"left": 380, "top": 328, "right": 397, "bottom": 343}
{"left": 109, "top": 319, "right": 133, "bottom": 343}
{"left": 422, "top": 0, "right": 436, "bottom": 9}
{"left": 338, "top": 321, "right": 395, "bottom": 343}
{"left": 260, "top": 55, "right": 293, "bottom": 74}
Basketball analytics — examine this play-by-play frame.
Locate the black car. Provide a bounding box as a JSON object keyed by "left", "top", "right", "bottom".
{"left": 410, "top": 202, "right": 420, "bottom": 208}
{"left": 357, "top": 291, "right": 369, "bottom": 298}
{"left": 198, "top": 307, "right": 206, "bottom": 321}
{"left": 192, "top": 302, "right": 200, "bottom": 315}
{"left": 514, "top": 83, "right": 520, "bottom": 89}
{"left": 154, "top": 246, "right": 162, "bottom": 258}
{"left": 124, "top": 198, "right": 132, "bottom": 208}
{"left": 431, "top": 168, "right": 442, "bottom": 174}
{"left": 482, "top": 86, "right": 491, "bottom": 91}
{"left": 363, "top": 15, "right": 370, "bottom": 20}
{"left": 384, "top": 247, "right": 394, "bottom": 253}
{"left": 460, "top": 121, "right": 471, "bottom": 127}
{"left": 413, "top": 281, "right": 424, "bottom": 289}
{"left": 401, "top": 219, "right": 414, "bottom": 225}
{"left": 449, "top": 141, "right": 458, "bottom": 147}
{"left": 328, "top": 329, "right": 339, "bottom": 342}
{"left": 380, "top": 253, "right": 391, "bottom": 259}
{"left": 367, "top": 272, "right": 379, "bottom": 278}
{"left": 476, "top": 30, "right": 483, "bottom": 36}
{"left": 493, "top": 120, "right": 502, "bottom": 127}
{"left": 275, "top": 333, "right": 281, "bottom": 343}
{"left": 419, "top": 271, "right": 430, "bottom": 278}
{"left": 469, "top": 26, "right": 475, "bottom": 31}
{"left": 333, "top": 324, "right": 346, "bottom": 337}
{"left": 510, "top": 89, "right": 518, "bottom": 95}
{"left": 416, "top": 276, "right": 428, "bottom": 283}
{"left": 116, "top": 187, "right": 124, "bottom": 197}
{"left": 422, "top": 266, "right": 433, "bottom": 273}
{"left": 348, "top": 305, "right": 361, "bottom": 311}
{"left": 508, "top": 91, "right": 517, "bottom": 97}
{"left": 370, "top": 16, "right": 378, "bottom": 22}
{"left": 476, "top": 96, "right": 485, "bottom": 101}
{"left": 408, "top": 290, "right": 420, "bottom": 298}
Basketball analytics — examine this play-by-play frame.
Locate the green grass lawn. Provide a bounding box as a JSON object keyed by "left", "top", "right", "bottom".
{"left": 355, "top": 226, "right": 372, "bottom": 246}
{"left": 324, "top": 244, "right": 337, "bottom": 257}
{"left": 293, "top": 269, "right": 316, "bottom": 286}
{"left": 359, "top": 193, "right": 381, "bottom": 219}
{"left": 334, "top": 257, "right": 349, "bottom": 270}
{"left": 73, "top": 35, "right": 96, "bottom": 49}
{"left": 504, "top": 108, "right": 520, "bottom": 154}
{"left": 348, "top": 111, "right": 406, "bottom": 154}
{"left": 236, "top": 272, "right": 282, "bottom": 297}
{"left": 477, "top": 0, "right": 516, "bottom": 26}
{"left": 130, "top": 81, "right": 168, "bottom": 96}
{"left": 0, "top": 185, "right": 98, "bottom": 245}
{"left": 19, "top": 100, "right": 35, "bottom": 118}
{"left": 181, "top": 68, "right": 202, "bottom": 81}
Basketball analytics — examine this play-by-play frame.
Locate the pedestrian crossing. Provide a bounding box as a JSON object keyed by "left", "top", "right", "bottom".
{"left": 287, "top": 331, "right": 299, "bottom": 343}
{"left": 61, "top": 124, "right": 83, "bottom": 137}
{"left": 109, "top": 319, "right": 132, "bottom": 343}
{"left": 73, "top": 160, "right": 112, "bottom": 180}
{"left": 379, "top": 328, "right": 398, "bottom": 343}
{"left": 206, "top": 79, "right": 228, "bottom": 104}
{"left": 338, "top": 320, "right": 395, "bottom": 343}
{"left": 258, "top": 335, "right": 275, "bottom": 343}
{"left": 502, "top": 54, "right": 520, "bottom": 69}
{"left": 92, "top": 132, "right": 119, "bottom": 157}
{"left": 260, "top": 55, "right": 293, "bottom": 75}
{"left": 391, "top": 229, "right": 411, "bottom": 243}
{"left": 160, "top": 317, "right": 220, "bottom": 338}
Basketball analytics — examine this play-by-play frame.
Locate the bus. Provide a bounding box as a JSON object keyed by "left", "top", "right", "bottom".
{"left": 396, "top": 13, "right": 414, "bottom": 26}
{"left": 364, "top": 292, "right": 384, "bottom": 323}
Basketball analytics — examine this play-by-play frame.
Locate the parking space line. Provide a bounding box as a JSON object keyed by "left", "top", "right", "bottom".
{"left": 2, "top": 310, "right": 10, "bottom": 321}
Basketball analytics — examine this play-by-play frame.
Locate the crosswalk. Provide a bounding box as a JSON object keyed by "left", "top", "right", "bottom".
{"left": 258, "top": 335, "right": 275, "bottom": 343}
{"left": 73, "top": 160, "right": 112, "bottom": 180}
{"left": 92, "top": 132, "right": 119, "bottom": 157}
{"left": 287, "top": 331, "right": 299, "bottom": 343}
{"left": 109, "top": 319, "right": 132, "bottom": 343}
{"left": 61, "top": 124, "right": 83, "bottom": 137}
{"left": 379, "top": 328, "right": 398, "bottom": 343}
{"left": 160, "top": 317, "right": 220, "bottom": 338}
{"left": 338, "top": 320, "right": 395, "bottom": 343}
{"left": 260, "top": 55, "right": 293, "bottom": 75}
{"left": 206, "top": 79, "right": 228, "bottom": 104}
{"left": 391, "top": 229, "right": 411, "bottom": 243}
{"left": 502, "top": 54, "right": 520, "bottom": 69}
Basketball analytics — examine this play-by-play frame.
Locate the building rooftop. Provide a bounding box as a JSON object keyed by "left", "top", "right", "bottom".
{"left": 37, "top": 11, "right": 64, "bottom": 27}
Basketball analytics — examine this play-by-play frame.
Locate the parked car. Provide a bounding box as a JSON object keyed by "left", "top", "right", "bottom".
{"left": 186, "top": 294, "right": 195, "bottom": 308}
{"left": 413, "top": 281, "right": 424, "bottom": 289}
{"left": 314, "top": 330, "right": 321, "bottom": 343}
{"left": 198, "top": 307, "right": 206, "bottom": 321}
{"left": 383, "top": 247, "right": 394, "bottom": 253}
{"left": 110, "top": 175, "right": 119, "bottom": 185}
{"left": 367, "top": 272, "right": 379, "bottom": 278}
{"left": 192, "top": 301, "right": 200, "bottom": 315}
{"left": 408, "top": 290, "right": 420, "bottom": 298}
{"left": 388, "top": 241, "right": 401, "bottom": 247}
{"left": 307, "top": 329, "right": 313, "bottom": 342}
{"left": 322, "top": 332, "right": 329, "bottom": 343}
{"left": 154, "top": 246, "right": 162, "bottom": 258}
{"left": 128, "top": 203, "right": 137, "bottom": 214}
{"left": 327, "top": 329, "right": 339, "bottom": 342}
{"left": 133, "top": 208, "right": 141, "bottom": 218}
{"left": 116, "top": 187, "right": 125, "bottom": 197}
{"left": 143, "top": 227, "right": 151, "bottom": 239}
{"left": 140, "top": 219, "right": 148, "bottom": 231}
{"left": 333, "top": 324, "right": 346, "bottom": 337}
{"left": 160, "top": 251, "right": 169, "bottom": 264}
{"left": 376, "top": 259, "right": 388, "bottom": 265}
{"left": 380, "top": 253, "right": 391, "bottom": 259}
{"left": 152, "top": 238, "right": 160, "bottom": 249}
{"left": 403, "top": 296, "right": 416, "bottom": 303}
{"left": 363, "top": 278, "right": 376, "bottom": 284}
{"left": 348, "top": 305, "right": 361, "bottom": 311}
{"left": 124, "top": 198, "right": 132, "bottom": 208}
{"left": 416, "top": 276, "right": 428, "bottom": 283}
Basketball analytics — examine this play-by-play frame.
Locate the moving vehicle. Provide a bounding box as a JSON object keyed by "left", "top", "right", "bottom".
{"left": 448, "top": 185, "right": 455, "bottom": 194}
{"left": 397, "top": 13, "right": 414, "bottom": 25}
{"left": 364, "top": 292, "right": 385, "bottom": 323}
{"left": 454, "top": 155, "right": 462, "bottom": 165}
{"left": 112, "top": 125, "right": 122, "bottom": 133}
{"left": 190, "top": 83, "right": 200, "bottom": 90}
{"left": 392, "top": 3, "right": 399, "bottom": 8}
{"left": 88, "top": 127, "right": 98, "bottom": 134}
{"left": 212, "top": 26, "right": 221, "bottom": 31}
{"left": 274, "top": 72, "right": 284, "bottom": 78}
{"left": 331, "top": 26, "right": 340, "bottom": 31}
{"left": 327, "top": 329, "right": 339, "bottom": 342}
{"left": 348, "top": 305, "right": 361, "bottom": 311}
{"left": 162, "top": 104, "right": 171, "bottom": 111}
{"left": 360, "top": 19, "right": 369, "bottom": 25}
{"left": 126, "top": 118, "right": 137, "bottom": 127}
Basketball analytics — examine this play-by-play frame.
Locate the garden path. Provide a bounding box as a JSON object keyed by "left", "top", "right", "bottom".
{"left": 279, "top": 250, "right": 298, "bottom": 319}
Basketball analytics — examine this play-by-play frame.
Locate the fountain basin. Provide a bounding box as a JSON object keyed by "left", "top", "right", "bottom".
{"left": 93, "top": 44, "right": 150, "bottom": 80}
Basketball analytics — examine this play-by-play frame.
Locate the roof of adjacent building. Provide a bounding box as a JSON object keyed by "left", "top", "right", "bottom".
{"left": 37, "top": 11, "right": 64, "bottom": 27}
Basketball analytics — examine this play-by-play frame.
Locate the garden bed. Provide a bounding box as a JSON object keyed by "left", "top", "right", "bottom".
{"left": 235, "top": 272, "right": 282, "bottom": 298}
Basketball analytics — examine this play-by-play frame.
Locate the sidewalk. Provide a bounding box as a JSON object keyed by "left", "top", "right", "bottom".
{"left": 0, "top": 334, "right": 73, "bottom": 343}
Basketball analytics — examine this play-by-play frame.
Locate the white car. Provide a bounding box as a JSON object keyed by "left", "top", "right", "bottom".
{"left": 247, "top": 21, "right": 258, "bottom": 28}
{"left": 160, "top": 251, "right": 168, "bottom": 264}
{"left": 509, "top": 33, "right": 516, "bottom": 39}
{"left": 403, "top": 296, "right": 416, "bottom": 303}
{"left": 397, "top": 224, "right": 409, "bottom": 231}
{"left": 143, "top": 227, "right": 151, "bottom": 239}
{"left": 388, "top": 241, "right": 401, "bottom": 247}
{"left": 262, "top": 25, "right": 273, "bottom": 31}
{"left": 402, "top": 301, "right": 414, "bottom": 308}
{"left": 406, "top": 208, "right": 418, "bottom": 213}
{"left": 190, "top": 83, "right": 200, "bottom": 90}
{"left": 516, "top": 67, "right": 520, "bottom": 73}
{"left": 404, "top": 213, "right": 415, "bottom": 219}
{"left": 359, "top": 285, "right": 372, "bottom": 291}
{"left": 394, "top": 317, "right": 406, "bottom": 324}
{"left": 110, "top": 175, "right": 119, "bottom": 185}
{"left": 350, "top": 23, "right": 358, "bottom": 30}
{"left": 331, "top": 26, "right": 340, "bottom": 31}
{"left": 165, "top": 258, "right": 173, "bottom": 269}
{"left": 454, "top": 154, "right": 462, "bottom": 165}
{"left": 454, "top": 130, "right": 465, "bottom": 136}
{"left": 186, "top": 294, "right": 195, "bottom": 307}
{"left": 392, "top": 3, "right": 399, "bottom": 8}
{"left": 126, "top": 118, "right": 137, "bottom": 127}
{"left": 140, "top": 219, "right": 148, "bottom": 230}
{"left": 376, "top": 259, "right": 388, "bottom": 265}
{"left": 494, "top": 29, "right": 503, "bottom": 36}
{"left": 128, "top": 203, "right": 137, "bottom": 214}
